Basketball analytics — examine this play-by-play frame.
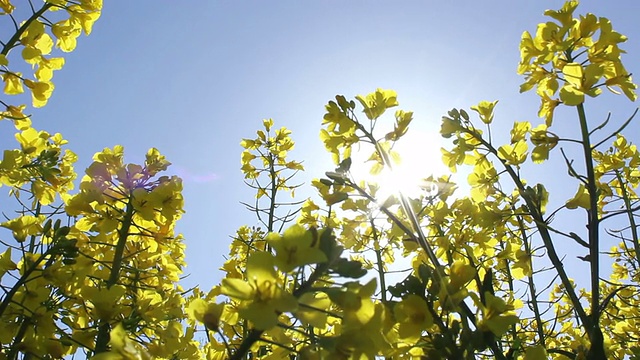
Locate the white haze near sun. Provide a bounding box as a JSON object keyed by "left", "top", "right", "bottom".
{"left": 341, "top": 123, "right": 455, "bottom": 289}
{"left": 348, "top": 125, "right": 450, "bottom": 201}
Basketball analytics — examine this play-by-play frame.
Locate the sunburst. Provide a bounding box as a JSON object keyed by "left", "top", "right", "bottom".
{"left": 350, "top": 129, "right": 449, "bottom": 203}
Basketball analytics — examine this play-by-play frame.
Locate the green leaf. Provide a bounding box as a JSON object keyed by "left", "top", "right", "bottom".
{"left": 319, "top": 228, "right": 343, "bottom": 262}
{"left": 337, "top": 157, "right": 352, "bottom": 173}
{"left": 330, "top": 258, "right": 367, "bottom": 278}
{"left": 324, "top": 191, "right": 349, "bottom": 205}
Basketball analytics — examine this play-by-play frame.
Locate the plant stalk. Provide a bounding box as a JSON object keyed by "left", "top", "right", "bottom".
{"left": 94, "top": 198, "right": 135, "bottom": 354}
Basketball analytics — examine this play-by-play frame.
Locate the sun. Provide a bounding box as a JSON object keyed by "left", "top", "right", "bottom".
{"left": 349, "top": 129, "right": 448, "bottom": 202}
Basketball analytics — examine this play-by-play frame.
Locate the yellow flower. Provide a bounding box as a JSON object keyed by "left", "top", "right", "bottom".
{"left": 510, "top": 121, "right": 531, "bottom": 143}
{"left": 327, "top": 278, "right": 377, "bottom": 326}
{"left": 326, "top": 301, "right": 392, "bottom": 359}
{"left": 2, "top": 71, "right": 23, "bottom": 95}
{"left": 451, "top": 260, "right": 476, "bottom": 286}
{"left": 1, "top": 215, "right": 45, "bottom": 242}
{"left": 559, "top": 62, "right": 603, "bottom": 106}
{"left": 23, "top": 79, "right": 54, "bottom": 107}
{"left": 0, "top": 0, "right": 15, "bottom": 14}
{"left": 295, "top": 292, "right": 331, "bottom": 328}
{"left": 35, "top": 57, "right": 65, "bottom": 82}
{"left": 0, "top": 248, "right": 17, "bottom": 278}
{"left": 91, "top": 324, "right": 151, "bottom": 360}
{"left": 394, "top": 294, "right": 433, "bottom": 340}
{"left": 221, "top": 252, "right": 297, "bottom": 330}
{"left": 470, "top": 100, "right": 499, "bottom": 124}
{"left": 52, "top": 20, "right": 81, "bottom": 52}
{"left": 68, "top": 4, "right": 102, "bottom": 35}
{"left": 267, "top": 224, "right": 327, "bottom": 272}
{"left": 530, "top": 124, "right": 558, "bottom": 163}
{"left": 497, "top": 140, "right": 528, "bottom": 166}
{"left": 537, "top": 89, "right": 560, "bottom": 127}
{"left": 440, "top": 115, "right": 463, "bottom": 139}
{"left": 355, "top": 88, "right": 398, "bottom": 120}
{"left": 543, "top": 0, "right": 579, "bottom": 27}
{"left": 84, "top": 285, "right": 126, "bottom": 320}
{"left": 476, "top": 292, "right": 519, "bottom": 337}
{"left": 187, "top": 298, "right": 225, "bottom": 331}
{"left": 511, "top": 248, "right": 533, "bottom": 279}
{"left": 566, "top": 184, "right": 591, "bottom": 210}
{"left": 523, "top": 344, "right": 548, "bottom": 360}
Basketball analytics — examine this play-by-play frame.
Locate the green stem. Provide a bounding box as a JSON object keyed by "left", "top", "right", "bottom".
{"left": 1, "top": 3, "right": 53, "bottom": 56}
{"left": 370, "top": 218, "right": 387, "bottom": 303}
{"left": 354, "top": 124, "right": 506, "bottom": 360}
{"left": 93, "top": 198, "right": 135, "bottom": 354}
{"left": 357, "top": 123, "right": 446, "bottom": 285}
{"left": 7, "top": 319, "right": 30, "bottom": 360}
{"left": 502, "top": 252, "right": 517, "bottom": 339}
{"left": 614, "top": 170, "right": 640, "bottom": 266}
{"left": 27, "top": 202, "right": 41, "bottom": 254}
{"left": 576, "top": 103, "right": 600, "bottom": 321}
{"left": 575, "top": 101, "right": 606, "bottom": 360}
{"left": 0, "top": 252, "right": 53, "bottom": 315}
{"left": 471, "top": 130, "right": 590, "bottom": 329}
{"left": 517, "top": 215, "right": 545, "bottom": 347}
{"left": 267, "top": 153, "right": 277, "bottom": 233}
{"left": 107, "top": 200, "right": 135, "bottom": 288}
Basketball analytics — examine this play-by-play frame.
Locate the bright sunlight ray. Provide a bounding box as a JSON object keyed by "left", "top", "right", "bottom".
{"left": 349, "top": 129, "right": 448, "bottom": 202}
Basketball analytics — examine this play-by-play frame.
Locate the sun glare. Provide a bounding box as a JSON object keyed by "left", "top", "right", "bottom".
{"left": 350, "top": 130, "right": 447, "bottom": 202}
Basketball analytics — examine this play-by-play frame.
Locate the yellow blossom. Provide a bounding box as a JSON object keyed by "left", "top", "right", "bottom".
{"left": 471, "top": 100, "right": 499, "bottom": 124}
{"left": 394, "top": 294, "right": 433, "bottom": 340}
{"left": 221, "top": 252, "right": 297, "bottom": 330}
{"left": 267, "top": 224, "right": 327, "bottom": 272}
{"left": 187, "top": 299, "right": 225, "bottom": 331}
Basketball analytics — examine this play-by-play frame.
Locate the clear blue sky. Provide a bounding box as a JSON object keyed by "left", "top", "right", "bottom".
{"left": 4, "top": 1, "right": 638, "bottom": 291}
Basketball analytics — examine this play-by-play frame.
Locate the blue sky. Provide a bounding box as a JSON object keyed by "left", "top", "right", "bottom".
{"left": 3, "top": 1, "right": 639, "bottom": 291}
